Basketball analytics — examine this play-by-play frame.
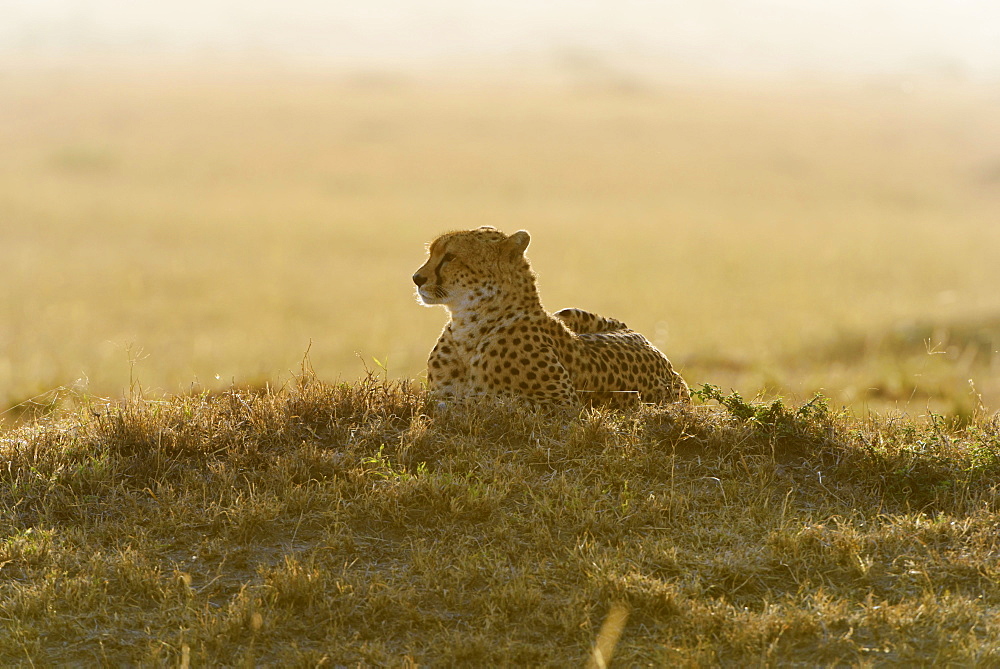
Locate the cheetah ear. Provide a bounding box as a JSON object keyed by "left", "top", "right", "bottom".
{"left": 502, "top": 230, "right": 530, "bottom": 259}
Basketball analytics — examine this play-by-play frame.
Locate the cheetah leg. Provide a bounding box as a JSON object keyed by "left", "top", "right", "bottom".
{"left": 426, "top": 326, "right": 471, "bottom": 400}
{"left": 651, "top": 368, "right": 691, "bottom": 403}
{"left": 668, "top": 371, "right": 691, "bottom": 403}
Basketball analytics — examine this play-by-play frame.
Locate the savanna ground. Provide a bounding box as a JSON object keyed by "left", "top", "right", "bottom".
{"left": 2, "top": 65, "right": 999, "bottom": 417}
{"left": 1, "top": 64, "right": 1000, "bottom": 665}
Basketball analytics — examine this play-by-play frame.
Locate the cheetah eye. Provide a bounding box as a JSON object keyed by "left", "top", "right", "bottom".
{"left": 442, "top": 252, "right": 456, "bottom": 263}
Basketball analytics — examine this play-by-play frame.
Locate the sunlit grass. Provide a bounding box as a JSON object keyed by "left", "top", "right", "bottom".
{"left": 1, "top": 374, "right": 999, "bottom": 664}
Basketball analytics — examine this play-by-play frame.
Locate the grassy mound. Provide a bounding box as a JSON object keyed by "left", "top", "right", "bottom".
{"left": 1, "top": 375, "right": 999, "bottom": 665}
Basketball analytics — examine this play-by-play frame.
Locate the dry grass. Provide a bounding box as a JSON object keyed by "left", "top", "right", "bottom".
{"left": 1, "top": 66, "right": 999, "bottom": 419}
{"left": 1, "top": 374, "right": 999, "bottom": 665}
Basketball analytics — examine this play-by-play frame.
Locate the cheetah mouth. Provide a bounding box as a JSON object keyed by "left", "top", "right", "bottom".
{"left": 416, "top": 286, "right": 448, "bottom": 305}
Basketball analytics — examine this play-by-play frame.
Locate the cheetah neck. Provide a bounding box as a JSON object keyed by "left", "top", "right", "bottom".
{"left": 445, "top": 274, "right": 547, "bottom": 341}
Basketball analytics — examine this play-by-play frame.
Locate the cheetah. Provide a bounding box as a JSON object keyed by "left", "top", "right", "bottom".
{"left": 412, "top": 226, "right": 690, "bottom": 409}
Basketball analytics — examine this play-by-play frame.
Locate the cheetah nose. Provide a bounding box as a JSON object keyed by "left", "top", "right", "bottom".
{"left": 412, "top": 273, "right": 427, "bottom": 287}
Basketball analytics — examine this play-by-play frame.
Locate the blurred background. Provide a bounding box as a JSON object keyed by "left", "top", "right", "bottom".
{"left": 2, "top": 1, "right": 999, "bottom": 420}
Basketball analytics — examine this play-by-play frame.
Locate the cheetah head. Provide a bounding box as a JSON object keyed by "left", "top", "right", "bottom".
{"left": 412, "top": 226, "right": 531, "bottom": 309}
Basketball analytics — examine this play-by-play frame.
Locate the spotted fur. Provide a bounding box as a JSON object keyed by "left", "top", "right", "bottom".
{"left": 412, "top": 226, "right": 689, "bottom": 409}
